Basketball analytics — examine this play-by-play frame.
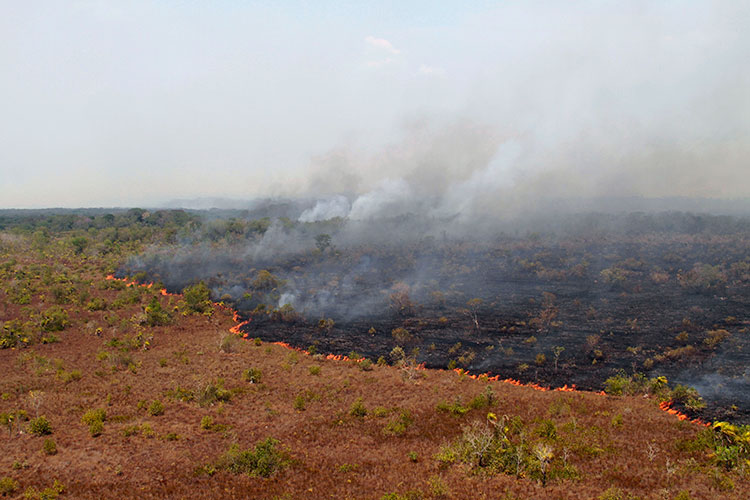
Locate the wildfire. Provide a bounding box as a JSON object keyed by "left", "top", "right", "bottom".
{"left": 106, "top": 273, "right": 713, "bottom": 429}
{"left": 229, "top": 311, "right": 251, "bottom": 336}
{"left": 658, "top": 401, "right": 710, "bottom": 427}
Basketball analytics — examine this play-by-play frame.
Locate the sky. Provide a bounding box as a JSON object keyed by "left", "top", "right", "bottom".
{"left": 1, "top": 1, "right": 749, "bottom": 209}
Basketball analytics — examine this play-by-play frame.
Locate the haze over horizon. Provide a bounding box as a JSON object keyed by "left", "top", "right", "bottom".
{"left": 2, "top": 1, "right": 749, "bottom": 210}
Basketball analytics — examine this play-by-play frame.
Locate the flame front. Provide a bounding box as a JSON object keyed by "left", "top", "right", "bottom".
{"left": 104, "top": 273, "right": 714, "bottom": 429}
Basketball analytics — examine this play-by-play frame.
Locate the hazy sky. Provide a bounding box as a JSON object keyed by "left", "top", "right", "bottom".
{"left": 1, "top": 1, "right": 748, "bottom": 208}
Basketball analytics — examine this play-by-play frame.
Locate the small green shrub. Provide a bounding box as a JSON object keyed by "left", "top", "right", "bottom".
{"left": 436, "top": 398, "right": 469, "bottom": 416}
{"left": 349, "top": 398, "right": 367, "bottom": 417}
{"left": 43, "top": 438, "right": 57, "bottom": 455}
{"left": 373, "top": 406, "right": 389, "bottom": 418}
{"left": 197, "top": 380, "right": 232, "bottom": 406}
{"left": 0, "top": 477, "right": 19, "bottom": 496}
{"left": 82, "top": 408, "right": 106, "bottom": 437}
{"left": 294, "top": 395, "right": 306, "bottom": 411}
{"left": 148, "top": 400, "right": 164, "bottom": 416}
{"left": 383, "top": 410, "right": 413, "bottom": 436}
{"left": 469, "top": 386, "right": 497, "bottom": 409}
{"left": 598, "top": 487, "right": 624, "bottom": 500}
{"left": 308, "top": 365, "right": 321, "bottom": 376}
{"left": 243, "top": 368, "right": 262, "bottom": 384}
{"left": 214, "top": 438, "right": 291, "bottom": 478}
{"left": 28, "top": 416, "right": 52, "bottom": 436}
{"left": 182, "top": 282, "right": 213, "bottom": 314}
{"left": 145, "top": 297, "right": 172, "bottom": 327}
{"left": 40, "top": 307, "right": 69, "bottom": 332}
{"left": 86, "top": 298, "right": 107, "bottom": 311}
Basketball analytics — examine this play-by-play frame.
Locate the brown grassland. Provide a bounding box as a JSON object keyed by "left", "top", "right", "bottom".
{"left": 1, "top": 226, "right": 749, "bottom": 500}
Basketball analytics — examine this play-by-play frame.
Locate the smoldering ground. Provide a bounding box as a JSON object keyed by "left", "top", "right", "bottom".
{"left": 123, "top": 206, "right": 750, "bottom": 422}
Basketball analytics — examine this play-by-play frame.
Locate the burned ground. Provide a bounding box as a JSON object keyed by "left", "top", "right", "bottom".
{"left": 125, "top": 213, "right": 750, "bottom": 423}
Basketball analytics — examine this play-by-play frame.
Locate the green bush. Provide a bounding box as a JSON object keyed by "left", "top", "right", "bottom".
{"left": 197, "top": 380, "right": 232, "bottom": 406}
{"left": 214, "top": 438, "right": 291, "bottom": 477}
{"left": 81, "top": 408, "right": 106, "bottom": 437}
{"left": 436, "top": 398, "right": 469, "bottom": 416}
{"left": 148, "top": 400, "right": 165, "bottom": 416}
{"left": 201, "top": 416, "right": 214, "bottom": 430}
{"left": 145, "top": 297, "right": 171, "bottom": 326}
{"left": 40, "top": 307, "right": 69, "bottom": 332}
{"left": 0, "top": 476, "right": 19, "bottom": 496}
{"left": 182, "top": 282, "right": 213, "bottom": 314}
{"left": 43, "top": 438, "right": 57, "bottom": 455}
{"left": 243, "top": 368, "right": 262, "bottom": 384}
{"left": 383, "top": 410, "right": 413, "bottom": 436}
{"left": 86, "top": 297, "right": 107, "bottom": 311}
{"left": 1, "top": 320, "right": 27, "bottom": 349}
{"left": 469, "top": 386, "right": 497, "bottom": 409}
{"left": 349, "top": 398, "right": 367, "bottom": 417}
{"left": 28, "top": 416, "right": 52, "bottom": 436}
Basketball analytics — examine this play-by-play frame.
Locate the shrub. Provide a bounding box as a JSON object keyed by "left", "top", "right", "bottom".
{"left": 349, "top": 398, "right": 367, "bottom": 417}
{"left": 28, "top": 416, "right": 52, "bottom": 436}
{"left": 82, "top": 408, "right": 106, "bottom": 437}
{"left": 1, "top": 320, "right": 27, "bottom": 349}
{"left": 183, "top": 282, "right": 213, "bottom": 314}
{"left": 373, "top": 406, "right": 389, "bottom": 418}
{"left": 243, "top": 368, "right": 262, "bottom": 384}
{"left": 0, "top": 477, "right": 19, "bottom": 496}
{"left": 469, "top": 386, "right": 497, "bottom": 409}
{"left": 436, "top": 399, "right": 469, "bottom": 417}
{"left": 293, "top": 395, "right": 306, "bottom": 411}
{"left": 43, "top": 438, "right": 57, "bottom": 455}
{"left": 383, "top": 410, "right": 413, "bottom": 436}
{"left": 214, "top": 438, "right": 291, "bottom": 477}
{"left": 201, "top": 416, "right": 214, "bottom": 430}
{"left": 86, "top": 298, "right": 107, "bottom": 311}
{"left": 603, "top": 374, "right": 629, "bottom": 396}
{"left": 534, "top": 419, "right": 557, "bottom": 440}
{"left": 391, "top": 327, "right": 413, "bottom": 344}
{"left": 40, "top": 307, "right": 69, "bottom": 332}
{"left": 308, "top": 365, "right": 321, "bottom": 376}
{"left": 704, "top": 329, "right": 730, "bottom": 349}
{"left": 145, "top": 297, "right": 171, "bottom": 327}
{"left": 88, "top": 419, "right": 104, "bottom": 437}
{"left": 148, "top": 400, "right": 164, "bottom": 416}
{"left": 197, "top": 380, "right": 232, "bottom": 406}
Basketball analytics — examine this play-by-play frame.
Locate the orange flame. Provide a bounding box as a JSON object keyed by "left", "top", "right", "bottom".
{"left": 658, "top": 401, "right": 710, "bottom": 427}
{"left": 105, "top": 274, "right": 712, "bottom": 429}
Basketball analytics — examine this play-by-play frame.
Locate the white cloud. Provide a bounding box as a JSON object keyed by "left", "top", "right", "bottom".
{"left": 365, "top": 35, "right": 400, "bottom": 55}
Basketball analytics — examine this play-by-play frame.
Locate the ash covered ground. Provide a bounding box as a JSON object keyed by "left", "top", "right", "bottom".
{"left": 124, "top": 207, "right": 750, "bottom": 423}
